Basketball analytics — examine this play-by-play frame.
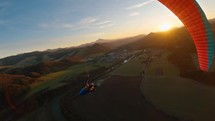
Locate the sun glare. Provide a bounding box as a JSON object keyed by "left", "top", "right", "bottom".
{"left": 160, "top": 23, "right": 172, "bottom": 31}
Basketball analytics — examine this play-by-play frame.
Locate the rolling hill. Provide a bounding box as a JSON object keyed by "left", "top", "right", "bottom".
{"left": 1, "top": 18, "right": 215, "bottom": 78}
{"left": 0, "top": 35, "right": 144, "bottom": 69}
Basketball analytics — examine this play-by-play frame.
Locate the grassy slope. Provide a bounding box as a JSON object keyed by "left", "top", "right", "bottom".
{"left": 141, "top": 52, "right": 215, "bottom": 121}
{"left": 142, "top": 76, "right": 215, "bottom": 121}
{"left": 146, "top": 53, "right": 179, "bottom": 76}
{"left": 26, "top": 61, "right": 110, "bottom": 97}
{"left": 26, "top": 70, "right": 68, "bottom": 97}
{"left": 111, "top": 58, "right": 146, "bottom": 76}
{"left": 16, "top": 56, "right": 38, "bottom": 67}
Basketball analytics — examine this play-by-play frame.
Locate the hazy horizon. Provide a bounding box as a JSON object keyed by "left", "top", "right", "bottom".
{"left": 0, "top": 33, "right": 147, "bottom": 59}
{"left": 1, "top": 0, "right": 215, "bottom": 58}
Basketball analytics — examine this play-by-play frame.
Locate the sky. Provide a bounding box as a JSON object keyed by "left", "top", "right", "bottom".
{"left": 0, "top": 0, "right": 215, "bottom": 58}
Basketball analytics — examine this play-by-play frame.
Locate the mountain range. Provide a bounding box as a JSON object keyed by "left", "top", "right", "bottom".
{"left": 0, "top": 18, "right": 214, "bottom": 81}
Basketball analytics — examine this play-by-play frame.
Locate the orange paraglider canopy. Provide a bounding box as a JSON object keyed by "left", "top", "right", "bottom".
{"left": 158, "top": 0, "right": 215, "bottom": 71}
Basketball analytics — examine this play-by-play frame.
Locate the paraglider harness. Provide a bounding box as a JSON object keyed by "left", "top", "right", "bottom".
{"left": 79, "top": 58, "right": 97, "bottom": 95}
{"left": 79, "top": 80, "right": 97, "bottom": 95}
{"left": 84, "top": 80, "right": 96, "bottom": 92}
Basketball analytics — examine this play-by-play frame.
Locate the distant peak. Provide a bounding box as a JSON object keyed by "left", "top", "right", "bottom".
{"left": 210, "top": 18, "right": 215, "bottom": 23}
{"left": 96, "top": 38, "right": 109, "bottom": 43}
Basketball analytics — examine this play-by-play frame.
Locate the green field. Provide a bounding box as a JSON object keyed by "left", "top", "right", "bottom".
{"left": 26, "top": 61, "right": 110, "bottom": 98}
{"left": 146, "top": 53, "right": 179, "bottom": 76}
{"left": 26, "top": 70, "right": 68, "bottom": 97}
{"left": 141, "top": 76, "right": 215, "bottom": 121}
{"left": 111, "top": 58, "right": 146, "bottom": 76}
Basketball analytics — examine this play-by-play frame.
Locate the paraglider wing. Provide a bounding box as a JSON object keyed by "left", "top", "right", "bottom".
{"left": 158, "top": 0, "right": 215, "bottom": 71}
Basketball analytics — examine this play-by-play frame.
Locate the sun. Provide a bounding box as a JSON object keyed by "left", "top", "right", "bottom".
{"left": 160, "top": 23, "right": 172, "bottom": 31}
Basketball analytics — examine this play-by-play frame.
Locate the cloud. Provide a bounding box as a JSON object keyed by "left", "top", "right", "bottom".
{"left": 93, "top": 20, "right": 114, "bottom": 29}
{"left": 0, "top": 20, "right": 4, "bottom": 25}
{"left": 129, "top": 12, "right": 140, "bottom": 17}
{"left": 94, "top": 21, "right": 111, "bottom": 25}
{"left": 79, "top": 17, "right": 98, "bottom": 25}
{"left": 99, "top": 23, "right": 114, "bottom": 29}
{"left": 167, "top": 14, "right": 175, "bottom": 17}
{"left": 40, "top": 22, "right": 74, "bottom": 29}
{"left": 0, "top": 1, "right": 9, "bottom": 8}
{"left": 0, "top": 1, "right": 10, "bottom": 15}
{"left": 87, "top": 32, "right": 105, "bottom": 37}
{"left": 40, "top": 17, "right": 98, "bottom": 29}
{"left": 126, "top": 0, "right": 155, "bottom": 10}
{"left": 60, "top": 23, "right": 74, "bottom": 28}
